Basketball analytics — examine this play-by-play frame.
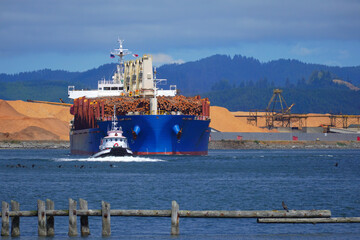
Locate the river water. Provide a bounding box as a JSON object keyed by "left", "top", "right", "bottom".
{"left": 0, "top": 149, "right": 360, "bottom": 239}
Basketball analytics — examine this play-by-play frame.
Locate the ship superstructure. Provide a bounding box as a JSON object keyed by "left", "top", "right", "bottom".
{"left": 68, "top": 39, "right": 176, "bottom": 99}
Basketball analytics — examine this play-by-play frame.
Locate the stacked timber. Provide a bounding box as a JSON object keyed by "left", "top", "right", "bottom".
{"left": 96, "top": 95, "right": 207, "bottom": 116}
{"left": 70, "top": 95, "right": 210, "bottom": 130}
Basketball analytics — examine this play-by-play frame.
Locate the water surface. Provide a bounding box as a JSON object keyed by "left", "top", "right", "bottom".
{"left": 1, "top": 149, "right": 359, "bottom": 239}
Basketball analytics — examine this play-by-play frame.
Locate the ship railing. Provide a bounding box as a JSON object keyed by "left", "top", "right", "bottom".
{"left": 1, "top": 199, "right": 337, "bottom": 237}
{"left": 97, "top": 116, "right": 115, "bottom": 121}
{"left": 195, "top": 116, "right": 210, "bottom": 121}
{"left": 96, "top": 114, "right": 210, "bottom": 121}
{"left": 126, "top": 110, "right": 174, "bottom": 116}
{"left": 98, "top": 80, "right": 114, "bottom": 85}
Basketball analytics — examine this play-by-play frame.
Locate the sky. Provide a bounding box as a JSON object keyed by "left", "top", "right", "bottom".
{"left": 0, "top": 0, "right": 359, "bottom": 74}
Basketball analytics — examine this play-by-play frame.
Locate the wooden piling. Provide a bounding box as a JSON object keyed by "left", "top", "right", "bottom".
{"left": 46, "top": 199, "right": 55, "bottom": 236}
{"left": 1, "top": 201, "right": 9, "bottom": 236}
{"left": 102, "top": 201, "right": 111, "bottom": 236}
{"left": 79, "top": 198, "right": 90, "bottom": 236}
{"left": 68, "top": 198, "right": 77, "bottom": 236}
{"left": 11, "top": 200, "right": 20, "bottom": 237}
{"left": 37, "top": 200, "right": 46, "bottom": 237}
{"left": 171, "top": 200, "right": 179, "bottom": 235}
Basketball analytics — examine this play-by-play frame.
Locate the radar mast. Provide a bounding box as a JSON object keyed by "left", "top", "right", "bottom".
{"left": 111, "top": 39, "right": 131, "bottom": 84}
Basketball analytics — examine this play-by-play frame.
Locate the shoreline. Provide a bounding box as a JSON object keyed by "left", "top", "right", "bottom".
{"left": 209, "top": 140, "right": 360, "bottom": 149}
{"left": 0, "top": 141, "right": 70, "bottom": 149}
{"left": 1, "top": 140, "right": 360, "bottom": 150}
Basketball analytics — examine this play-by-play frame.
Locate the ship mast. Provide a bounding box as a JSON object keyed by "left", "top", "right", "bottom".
{"left": 112, "top": 105, "right": 118, "bottom": 130}
{"left": 111, "top": 39, "right": 131, "bottom": 84}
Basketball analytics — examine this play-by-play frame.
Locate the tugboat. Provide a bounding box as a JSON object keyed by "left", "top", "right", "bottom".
{"left": 92, "top": 106, "right": 133, "bottom": 158}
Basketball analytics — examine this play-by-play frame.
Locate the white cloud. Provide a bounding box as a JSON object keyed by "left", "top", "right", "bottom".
{"left": 151, "top": 53, "right": 184, "bottom": 66}
{"left": 291, "top": 44, "right": 318, "bottom": 56}
{"left": 338, "top": 50, "right": 350, "bottom": 59}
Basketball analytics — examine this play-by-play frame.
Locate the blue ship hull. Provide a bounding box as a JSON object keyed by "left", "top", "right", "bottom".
{"left": 70, "top": 115, "right": 210, "bottom": 155}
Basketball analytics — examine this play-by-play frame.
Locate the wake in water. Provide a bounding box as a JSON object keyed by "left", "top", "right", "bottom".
{"left": 54, "top": 155, "right": 165, "bottom": 162}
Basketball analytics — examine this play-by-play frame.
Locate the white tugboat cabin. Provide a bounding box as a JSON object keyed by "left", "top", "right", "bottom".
{"left": 92, "top": 106, "right": 133, "bottom": 158}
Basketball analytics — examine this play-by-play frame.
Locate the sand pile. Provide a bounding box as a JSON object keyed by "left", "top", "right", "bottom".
{"left": 0, "top": 100, "right": 72, "bottom": 141}
{"left": 210, "top": 106, "right": 274, "bottom": 132}
{"left": 306, "top": 113, "right": 331, "bottom": 127}
{"left": 8, "top": 100, "right": 76, "bottom": 122}
{"left": 0, "top": 100, "right": 25, "bottom": 119}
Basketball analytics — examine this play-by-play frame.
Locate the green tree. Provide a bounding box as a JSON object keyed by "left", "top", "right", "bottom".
{"left": 210, "top": 79, "right": 232, "bottom": 91}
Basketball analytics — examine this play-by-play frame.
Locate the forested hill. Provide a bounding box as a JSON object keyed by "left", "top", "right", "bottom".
{"left": 1, "top": 55, "right": 360, "bottom": 114}
{"left": 0, "top": 64, "right": 117, "bottom": 88}
{"left": 0, "top": 64, "right": 118, "bottom": 101}
{"left": 157, "top": 55, "right": 360, "bottom": 95}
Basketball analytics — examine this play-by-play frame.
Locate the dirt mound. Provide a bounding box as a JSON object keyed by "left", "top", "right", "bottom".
{"left": 0, "top": 100, "right": 71, "bottom": 141}
{"left": 0, "top": 100, "right": 25, "bottom": 119}
{"left": 7, "top": 100, "right": 73, "bottom": 122}
{"left": 0, "top": 116, "right": 70, "bottom": 140}
{"left": 5, "top": 126, "right": 60, "bottom": 141}
{"left": 210, "top": 106, "right": 274, "bottom": 132}
{"left": 306, "top": 113, "right": 331, "bottom": 127}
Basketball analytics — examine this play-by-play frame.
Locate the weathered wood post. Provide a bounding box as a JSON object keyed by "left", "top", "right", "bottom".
{"left": 171, "top": 200, "right": 179, "bottom": 235}
{"left": 79, "top": 198, "right": 90, "bottom": 236}
{"left": 68, "top": 198, "right": 78, "bottom": 236}
{"left": 102, "top": 201, "right": 111, "bottom": 236}
{"left": 11, "top": 200, "right": 20, "bottom": 237}
{"left": 37, "top": 200, "right": 46, "bottom": 237}
{"left": 46, "top": 199, "right": 55, "bottom": 236}
{"left": 1, "top": 201, "right": 9, "bottom": 236}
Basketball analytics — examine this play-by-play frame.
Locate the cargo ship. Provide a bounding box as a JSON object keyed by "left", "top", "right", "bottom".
{"left": 68, "top": 39, "right": 211, "bottom": 155}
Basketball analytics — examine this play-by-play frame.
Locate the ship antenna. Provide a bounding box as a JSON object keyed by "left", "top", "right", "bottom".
{"left": 112, "top": 105, "right": 118, "bottom": 130}
{"left": 110, "top": 38, "right": 131, "bottom": 83}
{"left": 153, "top": 67, "right": 157, "bottom": 97}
